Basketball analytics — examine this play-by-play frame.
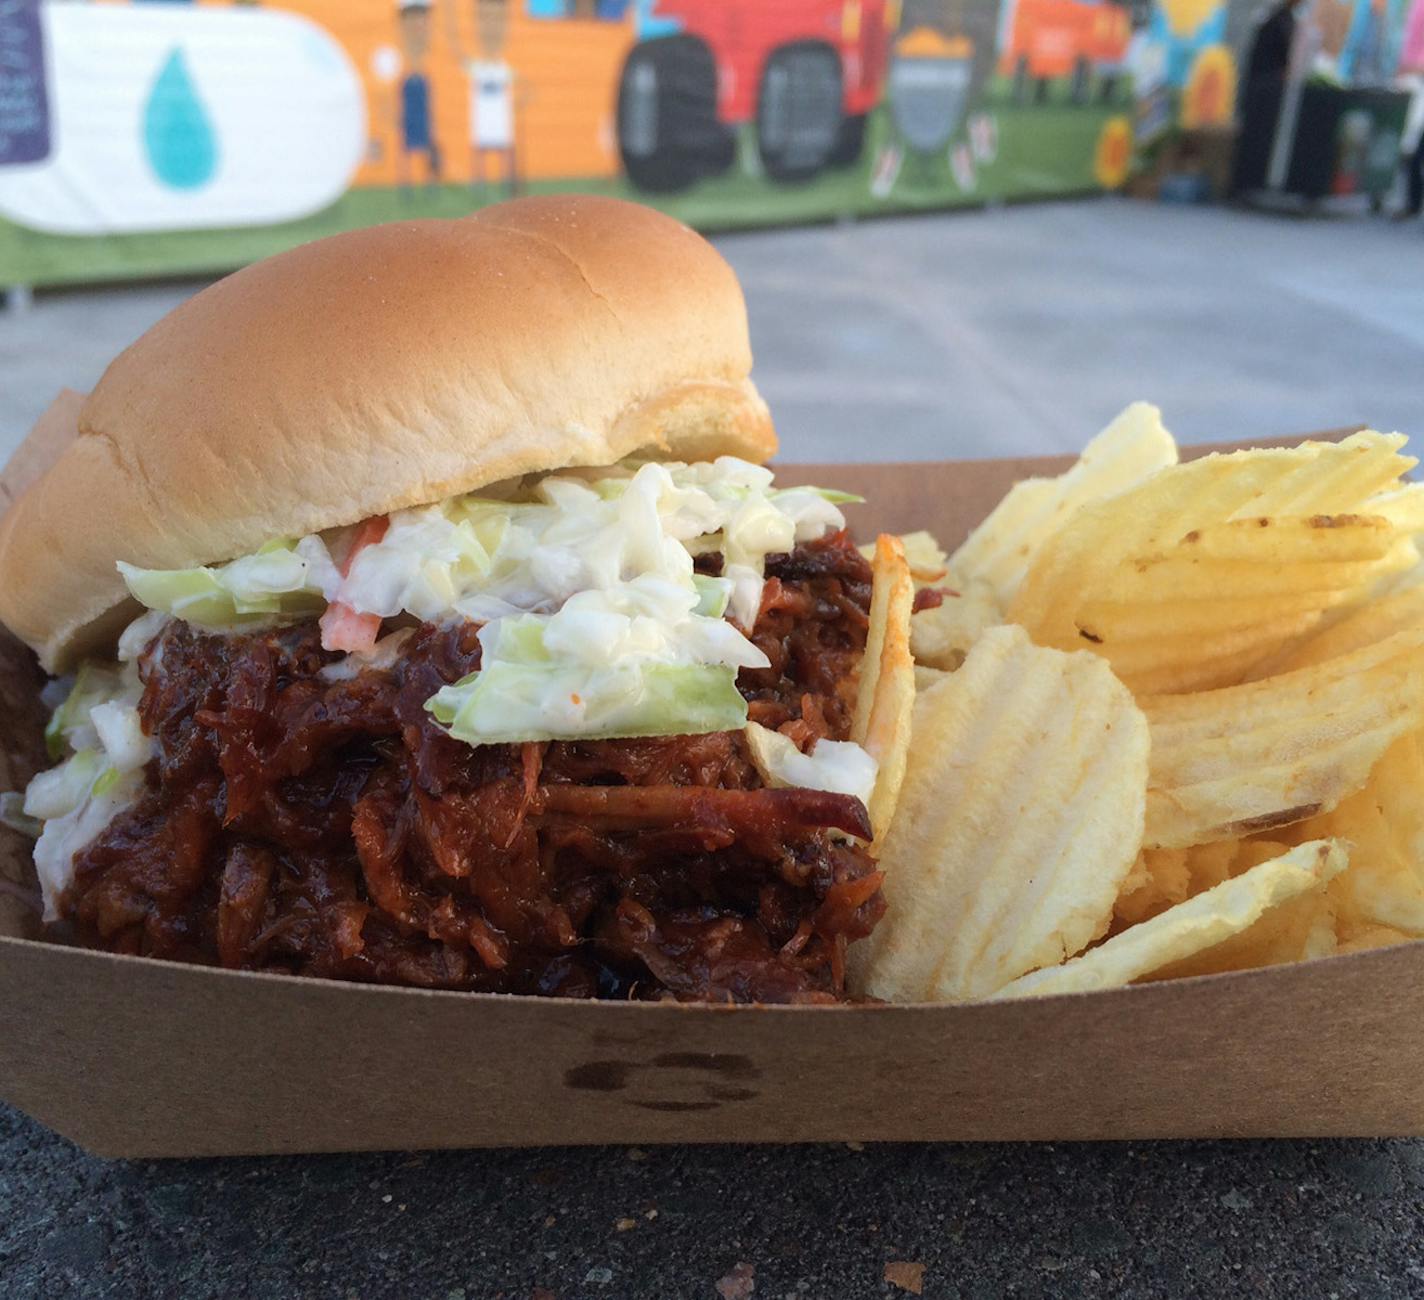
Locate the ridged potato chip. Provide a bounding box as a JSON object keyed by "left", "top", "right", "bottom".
{"left": 1143, "top": 622, "right": 1424, "bottom": 849}
{"left": 850, "top": 624, "right": 1149, "bottom": 1002}
{"left": 1278, "top": 731, "right": 1424, "bottom": 938}
{"left": 1336, "top": 923, "right": 1416, "bottom": 954}
{"left": 909, "top": 577, "right": 1002, "bottom": 671}
{"left": 1254, "top": 581, "right": 1424, "bottom": 678}
{"left": 1061, "top": 521, "right": 1418, "bottom": 695}
{"left": 852, "top": 535, "right": 916, "bottom": 843}
{"left": 1010, "top": 433, "right": 1422, "bottom": 693}
{"left": 994, "top": 840, "right": 1348, "bottom": 999}
{"left": 914, "top": 664, "right": 950, "bottom": 692}
{"left": 1137, "top": 841, "right": 1339, "bottom": 978}
{"left": 948, "top": 402, "right": 1177, "bottom": 607}
{"left": 862, "top": 531, "right": 948, "bottom": 584}
{"left": 1146, "top": 881, "right": 1338, "bottom": 979}
{"left": 1115, "top": 837, "right": 1284, "bottom": 928}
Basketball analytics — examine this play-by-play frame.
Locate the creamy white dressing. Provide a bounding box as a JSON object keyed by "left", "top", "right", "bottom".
{"left": 22, "top": 621, "right": 156, "bottom": 918}
{"left": 744, "top": 723, "right": 879, "bottom": 809}
{"left": 318, "top": 627, "right": 417, "bottom": 682}
{"left": 30, "top": 769, "right": 146, "bottom": 922}
{"left": 427, "top": 572, "right": 771, "bottom": 745}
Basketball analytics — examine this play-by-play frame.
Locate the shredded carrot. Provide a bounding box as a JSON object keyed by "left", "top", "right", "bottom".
{"left": 319, "top": 516, "right": 389, "bottom": 653}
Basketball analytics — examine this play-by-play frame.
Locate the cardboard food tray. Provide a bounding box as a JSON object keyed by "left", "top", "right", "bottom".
{"left": 2, "top": 397, "right": 1420, "bottom": 1158}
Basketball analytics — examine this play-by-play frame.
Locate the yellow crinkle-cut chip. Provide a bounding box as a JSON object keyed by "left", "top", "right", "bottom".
{"left": 909, "top": 578, "right": 1002, "bottom": 672}
{"left": 1276, "top": 731, "right": 1424, "bottom": 939}
{"left": 1115, "top": 837, "right": 1284, "bottom": 928}
{"left": 861, "top": 531, "right": 948, "bottom": 584}
{"left": 1253, "top": 579, "right": 1424, "bottom": 678}
{"left": 852, "top": 535, "right": 916, "bottom": 844}
{"left": 1009, "top": 432, "right": 1422, "bottom": 693}
{"left": 1143, "top": 622, "right": 1424, "bottom": 849}
{"left": 948, "top": 402, "right": 1177, "bottom": 607}
{"left": 850, "top": 624, "right": 1149, "bottom": 1002}
{"left": 994, "top": 841, "right": 1348, "bottom": 999}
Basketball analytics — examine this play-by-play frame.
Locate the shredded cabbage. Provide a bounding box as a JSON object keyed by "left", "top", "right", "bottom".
{"left": 113, "top": 456, "right": 858, "bottom": 748}
{"left": 117, "top": 535, "right": 335, "bottom": 628}
{"left": 89, "top": 699, "right": 152, "bottom": 774}
{"left": 428, "top": 662, "right": 749, "bottom": 746}
{"left": 744, "top": 722, "right": 878, "bottom": 808}
{"left": 426, "top": 577, "right": 766, "bottom": 744}
{"left": 117, "top": 459, "right": 853, "bottom": 638}
{"left": 116, "top": 608, "right": 170, "bottom": 663}
{"left": 23, "top": 630, "right": 157, "bottom": 919}
{"left": 23, "top": 747, "right": 105, "bottom": 821}
{"left": 0, "top": 790, "right": 41, "bottom": 840}
{"left": 29, "top": 768, "right": 146, "bottom": 923}
{"left": 692, "top": 574, "right": 732, "bottom": 618}
{"left": 44, "top": 661, "right": 120, "bottom": 759}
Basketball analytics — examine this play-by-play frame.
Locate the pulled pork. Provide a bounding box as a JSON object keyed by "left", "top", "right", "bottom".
{"left": 62, "top": 532, "right": 885, "bottom": 1002}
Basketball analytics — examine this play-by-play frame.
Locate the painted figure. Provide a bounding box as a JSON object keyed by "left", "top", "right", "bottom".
{"left": 446, "top": 0, "right": 520, "bottom": 196}
{"left": 393, "top": 0, "right": 441, "bottom": 194}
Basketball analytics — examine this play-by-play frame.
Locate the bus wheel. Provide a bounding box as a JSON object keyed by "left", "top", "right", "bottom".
{"left": 616, "top": 35, "right": 729, "bottom": 193}
{"left": 757, "top": 42, "right": 844, "bottom": 183}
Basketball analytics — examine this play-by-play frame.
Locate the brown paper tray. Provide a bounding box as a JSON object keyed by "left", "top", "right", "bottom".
{"left": 4, "top": 405, "right": 1416, "bottom": 1158}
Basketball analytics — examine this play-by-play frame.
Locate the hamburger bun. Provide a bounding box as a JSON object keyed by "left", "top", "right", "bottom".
{"left": 0, "top": 196, "right": 775, "bottom": 671}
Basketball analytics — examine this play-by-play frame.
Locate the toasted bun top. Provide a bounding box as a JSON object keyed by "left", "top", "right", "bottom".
{"left": 0, "top": 196, "right": 775, "bottom": 671}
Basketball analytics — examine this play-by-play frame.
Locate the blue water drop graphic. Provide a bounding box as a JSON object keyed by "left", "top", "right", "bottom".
{"left": 142, "top": 48, "right": 217, "bottom": 191}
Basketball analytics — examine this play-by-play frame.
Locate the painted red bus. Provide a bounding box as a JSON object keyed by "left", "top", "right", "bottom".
{"left": 618, "top": 0, "right": 894, "bottom": 189}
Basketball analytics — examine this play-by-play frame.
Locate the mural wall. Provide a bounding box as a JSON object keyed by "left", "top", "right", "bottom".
{"left": 0, "top": 0, "right": 1399, "bottom": 287}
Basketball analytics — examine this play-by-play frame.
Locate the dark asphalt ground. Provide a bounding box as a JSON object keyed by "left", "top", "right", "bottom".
{"left": 4, "top": 1102, "right": 1422, "bottom": 1299}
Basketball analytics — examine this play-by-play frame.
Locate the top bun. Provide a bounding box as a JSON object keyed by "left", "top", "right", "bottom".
{"left": 0, "top": 196, "right": 775, "bottom": 671}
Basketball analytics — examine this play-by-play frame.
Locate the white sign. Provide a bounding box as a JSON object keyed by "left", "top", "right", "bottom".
{"left": 0, "top": 5, "right": 366, "bottom": 235}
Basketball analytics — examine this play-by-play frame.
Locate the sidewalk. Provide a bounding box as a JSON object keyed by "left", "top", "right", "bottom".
{"left": 4, "top": 197, "right": 1422, "bottom": 464}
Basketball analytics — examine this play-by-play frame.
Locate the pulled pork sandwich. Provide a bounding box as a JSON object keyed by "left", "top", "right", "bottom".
{"left": 0, "top": 196, "right": 913, "bottom": 1003}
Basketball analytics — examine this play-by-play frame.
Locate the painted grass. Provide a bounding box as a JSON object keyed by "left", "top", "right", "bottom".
{"left": 0, "top": 94, "right": 1127, "bottom": 288}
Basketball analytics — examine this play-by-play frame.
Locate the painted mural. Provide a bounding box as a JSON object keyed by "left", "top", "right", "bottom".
{"left": 1128, "top": 0, "right": 1239, "bottom": 144}
{"left": 0, "top": 0, "right": 1407, "bottom": 286}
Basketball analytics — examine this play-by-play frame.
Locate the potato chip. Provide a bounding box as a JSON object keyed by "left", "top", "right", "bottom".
{"left": 1335, "top": 923, "right": 1415, "bottom": 955}
{"left": 909, "top": 577, "right": 1002, "bottom": 671}
{"left": 1161, "top": 880, "right": 1337, "bottom": 975}
{"left": 1368, "top": 482, "right": 1424, "bottom": 532}
{"left": 914, "top": 665, "right": 950, "bottom": 692}
{"left": 1143, "top": 623, "right": 1424, "bottom": 848}
{"left": 1009, "top": 433, "right": 1422, "bottom": 693}
{"left": 1061, "top": 521, "right": 1417, "bottom": 695}
{"left": 1253, "top": 581, "right": 1424, "bottom": 678}
{"left": 1279, "top": 731, "right": 1424, "bottom": 937}
{"left": 852, "top": 535, "right": 916, "bottom": 843}
{"left": 994, "top": 840, "right": 1348, "bottom": 999}
{"left": 1140, "top": 842, "right": 1340, "bottom": 978}
{"left": 948, "top": 402, "right": 1177, "bottom": 606}
{"left": 850, "top": 624, "right": 1150, "bottom": 1002}
{"left": 1114, "top": 837, "right": 1283, "bottom": 928}
{"left": 862, "top": 531, "right": 948, "bottom": 584}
